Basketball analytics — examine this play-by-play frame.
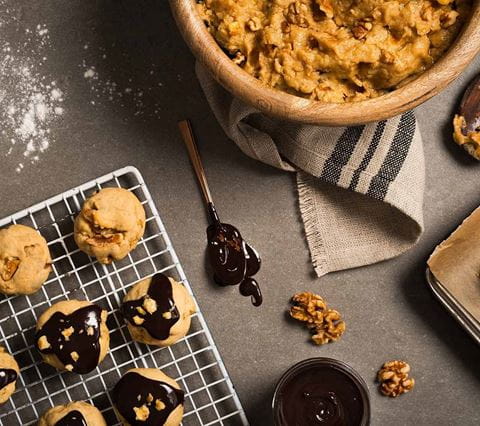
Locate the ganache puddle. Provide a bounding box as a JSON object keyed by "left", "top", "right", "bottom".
{"left": 206, "top": 203, "right": 262, "bottom": 306}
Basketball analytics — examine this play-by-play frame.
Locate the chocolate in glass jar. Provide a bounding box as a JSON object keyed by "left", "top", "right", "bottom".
{"left": 273, "top": 358, "right": 370, "bottom": 426}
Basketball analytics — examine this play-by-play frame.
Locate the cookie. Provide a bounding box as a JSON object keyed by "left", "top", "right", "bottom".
{"left": 38, "top": 401, "right": 107, "bottom": 426}
{"left": 74, "top": 188, "right": 146, "bottom": 264}
{"left": 0, "top": 224, "right": 51, "bottom": 295}
{"left": 35, "top": 300, "right": 110, "bottom": 374}
{"left": 0, "top": 347, "right": 19, "bottom": 405}
{"left": 121, "top": 273, "right": 196, "bottom": 347}
{"left": 113, "top": 368, "right": 184, "bottom": 426}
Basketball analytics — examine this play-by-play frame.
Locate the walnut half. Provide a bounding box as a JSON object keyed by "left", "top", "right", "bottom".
{"left": 377, "top": 360, "right": 415, "bottom": 397}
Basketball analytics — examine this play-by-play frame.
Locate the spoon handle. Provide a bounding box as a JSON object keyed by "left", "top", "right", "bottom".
{"left": 178, "top": 119, "right": 214, "bottom": 206}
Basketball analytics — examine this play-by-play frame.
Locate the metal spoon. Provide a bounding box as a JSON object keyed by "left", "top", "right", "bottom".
{"left": 178, "top": 120, "right": 263, "bottom": 307}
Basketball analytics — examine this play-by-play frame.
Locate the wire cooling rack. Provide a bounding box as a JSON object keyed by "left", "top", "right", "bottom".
{"left": 0, "top": 166, "right": 248, "bottom": 426}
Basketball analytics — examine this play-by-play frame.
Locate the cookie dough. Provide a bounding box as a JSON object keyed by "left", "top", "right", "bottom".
{"left": 121, "top": 273, "right": 196, "bottom": 347}
{"left": 453, "top": 114, "right": 480, "bottom": 160}
{"left": 74, "top": 188, "right": 146, "bottom": 264}
{"left": 38, "top": 401, "right": 107, "bottom": 426}
{"left": 0, "top": 224, "right": 51, "bottom": 295}
{"left": 112, "top": 368, "right": 184, "bottom": 426}
{"left": 199, "top": 0, "right": 470, "bottom": 102}
{"left": 0, "top": 347, "right": 19, "bottom": 405}
{"left": 35, "top": 300, "right": 110, "bottom": 374}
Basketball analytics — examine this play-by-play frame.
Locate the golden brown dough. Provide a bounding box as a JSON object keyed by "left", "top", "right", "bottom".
{"left": 199, "top": 0, "right": 470, "bottom": 102}
{"left": 74, "top": 188, "right": 146, "bottom": 264}
{"left": 0, "top": 224, "right": 51, "bottom": 295}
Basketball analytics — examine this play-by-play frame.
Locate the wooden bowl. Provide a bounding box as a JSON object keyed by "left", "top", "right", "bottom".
{"left": 170, "top": 0, "right": 480, "bottom": 126}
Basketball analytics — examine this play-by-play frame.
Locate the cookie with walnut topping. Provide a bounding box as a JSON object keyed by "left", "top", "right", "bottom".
{"left": 0, "top": 224, "right": 51, "bottom": 295}
{"left": 113, "top": 368, "right": 184, "bottom": 426}
{"left": 35, "top": 300, "right": 110, "bottom": 374}
{"left": 121, "top": 273, "right": 196, "bottom": 347}
{"left": 74, "top": 188, "right": 146, "bottom": 264}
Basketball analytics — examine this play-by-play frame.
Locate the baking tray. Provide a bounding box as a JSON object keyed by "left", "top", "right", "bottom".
{"left": 426, "top": 267, "right": 480, "bottom": 345}
{"left": 0, "top": 166, "right": 249, "bottom": 425}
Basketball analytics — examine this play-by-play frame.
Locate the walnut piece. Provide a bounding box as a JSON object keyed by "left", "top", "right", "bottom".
{"left": 61, "top": 326, "right": 75, "bottom": 341}
{"left": 1, "top": 257, "right": 20, "bottom": 281}
{"left": 37, "top": 335, "right": 51, "bottom": 350}
{"left": 290, "top": 292, "right": 345, "bottom": 345}
{"left": 155, "top": 399, "right": 166, "bottom": 411}
{"left": 311, "top": 309, "right": 346, "bottom": 345}
{"left": 377, "top": 360, "right": 415, "bottom": 397}
{"left": 134, "top": 404, "right": 150, "bottom": 421}
{"left": 143, "top": 296, "right": 157, "bottom": 314}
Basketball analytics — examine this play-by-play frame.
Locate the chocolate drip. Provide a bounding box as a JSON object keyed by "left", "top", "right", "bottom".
{"left": 55, "top": 410, "right": 87, "bottom": 426}
{"left": 0, "top": 368, "right": 17, "bottom": 389}
{"left": 121, "top": 273, "right": 180, "bottom": 340}
{"left": 277, "top": 365, "right": 365, "bottom": 425}
{"left": 112, "top": 372, "right": 184, "bottom": 426}
{"left": 36, "top": 305, "right": 103, "bottom": 374}
{"left": 206, "top": 203, "right": 263, "bottom": 306}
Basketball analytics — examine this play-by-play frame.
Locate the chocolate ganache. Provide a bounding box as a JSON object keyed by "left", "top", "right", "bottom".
{"left": 121, "top": 273, "right": 180, "bottom": 340}
{"left": 112, "top": 371, "right": 184, "bottom": 426}
{"left": 0, "top": 368, "right": 16, "bottom": 390}
{"left": 275, "top": 360, "right": 369, "bottom": 426}
{"left": 36, "top": 305, "right": 103, "bottom": 374}
{"left": 55, "top": 410, "right": 87, "bottom": 426}
{"left": 206, "top": 203, "right": 262, "bottom": 306}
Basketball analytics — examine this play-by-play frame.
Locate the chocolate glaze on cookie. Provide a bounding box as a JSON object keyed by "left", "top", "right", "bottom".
{"left": 55, "top": 410, "right": 87, "bottom": 426}
{"left": 112, "top": 372, "right": 184, "bottom": 426}
{"left": 121, "top": 273, "right": 180, "bottom": 340}
{"left": 206, "top": 203, "right": 262, "bottom": 306}
{"left": 36, "top": 305, "right": 103, "bottom": 374}
{"left": 0, "top": 368, "right": 17, "bottom": 390}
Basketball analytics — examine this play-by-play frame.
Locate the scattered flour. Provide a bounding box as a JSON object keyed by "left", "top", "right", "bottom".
{"left": 82, "top": 57, "right": 165, "bottom": 118}
{"left": 0, "top": 3, "right": 65, "bottom": 173}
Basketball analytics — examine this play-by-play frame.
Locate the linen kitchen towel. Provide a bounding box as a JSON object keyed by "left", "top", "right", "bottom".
{"left": 196, "top": 63, "right": 425, "bottom": 277}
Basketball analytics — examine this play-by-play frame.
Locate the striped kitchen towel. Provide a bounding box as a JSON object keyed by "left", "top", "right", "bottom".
{"left": 196, "top": 63, "right": 425, "bottom": 277}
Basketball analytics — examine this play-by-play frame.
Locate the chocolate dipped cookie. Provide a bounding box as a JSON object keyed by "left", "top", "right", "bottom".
{"left": 38, "top": 401, "right": 107, "bottom": 426}
{"left": 35, "top": 300, "right": 109, "bottom": 374}
{"left": 74, "top": 188, "right": 146, "bottom": 264}
{"left": 0, "top": 347, "right": 19, "bottom": 405}
{"left": 113, "top": 368, "right": 184, "bottom": 426}
{"left": 121, "top": 273, "right": 196, "bottom": 347}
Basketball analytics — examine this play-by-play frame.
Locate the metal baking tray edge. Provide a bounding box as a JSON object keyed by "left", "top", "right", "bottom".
{"left": 426, "top": 267, "right": 480, "bottom": 345}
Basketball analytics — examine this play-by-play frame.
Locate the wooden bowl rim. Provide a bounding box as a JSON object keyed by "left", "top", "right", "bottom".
{"left": 171, "top": 0, "right": 480, "bottom": 126}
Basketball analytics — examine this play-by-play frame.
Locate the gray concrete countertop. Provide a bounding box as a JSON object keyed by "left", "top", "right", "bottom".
{"left": 1, "top": 1, "right": 479, "bottom": 425}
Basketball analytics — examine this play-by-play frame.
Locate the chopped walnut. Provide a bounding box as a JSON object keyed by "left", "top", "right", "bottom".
{"left": 136, "top": 306, "right": 147, "bottom": 315}
{"left": 37, "top": 335, "right": 51, "bottom": 350}
{"left": 65, "top": 364, "right": 74, "bottom": 372}
{"left": 377, "top": 360, "right": 415, "bottom": 397}
{"left": 70, "top": 351, "right": 79, "bottom": 362}
{"left": 143, "top": 296, "right": 157, "bottom": 314}
{"left": 133, "top": 404, "right": 150, "bottom": 421}
{"left": 61, "top": 326, "right": 75, "bottom": 341}
{"left": 155, "top": 399, "right": 166, "bottom": 411}
{"left": 146, "top": 393, "right": 154, "bottom": 403}
{"left": 290, "top": 292, "right": 345, "bottom": 345}
{"left": 352, "top": 22, "right": 373, "bottom": 40}
{"left": 87, "top": 326, "right": 95, "bottom": 336}
{"left": 162, "top": 311, "right": 172, "bottom": 320}
{"left": 1, "top": 257, "right": 20, "bottom": 281}
{"left": 133, "top": 315, "right": 145, "bottom": 325}
{"left": 286, "top": 1, "right": 309, "bottom": 28}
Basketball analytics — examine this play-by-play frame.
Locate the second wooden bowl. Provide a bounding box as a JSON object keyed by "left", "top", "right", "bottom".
{"left": 171, "top": 0, "right": 480, "bottom": 126}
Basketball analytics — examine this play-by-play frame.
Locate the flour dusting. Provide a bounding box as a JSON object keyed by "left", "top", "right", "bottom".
{"left": 0, "top": 3, "right": 65, "bottom": 173}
